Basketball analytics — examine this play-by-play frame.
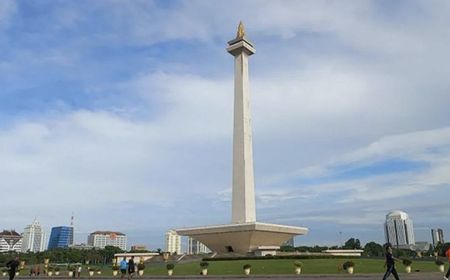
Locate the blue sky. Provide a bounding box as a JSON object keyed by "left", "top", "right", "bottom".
{"left": 1, "top": 0, "right": 450, "bottom": 250}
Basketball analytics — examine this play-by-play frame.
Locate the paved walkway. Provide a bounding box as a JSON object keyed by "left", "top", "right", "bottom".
{"left": 13, "top": 273, "right": 447, "bottom": 279}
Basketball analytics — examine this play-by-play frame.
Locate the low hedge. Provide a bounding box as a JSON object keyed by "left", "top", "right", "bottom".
{"left": 203, "top": 255, "right": 359, "bottom": 261}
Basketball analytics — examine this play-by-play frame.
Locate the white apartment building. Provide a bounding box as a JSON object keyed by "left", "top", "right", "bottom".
{"left": 21, "top": 220, "right": 47, "bottom": 253}
{"left": 431, "top": 228, "right": 444, "bottom": 246}
{"left": 165, "top": 230, "right": 181, "bottom": 255}
{"left": 0, "top": 230, "right": 23, "bottom": 253}
{"left": 87, "top": 231, "right": 127, "bottom": 251}
{"left": 187, "top": 237, "right": 211, "bottom": 255}
{"left": 384, "top": 210, "right": 415, "bottom": 247}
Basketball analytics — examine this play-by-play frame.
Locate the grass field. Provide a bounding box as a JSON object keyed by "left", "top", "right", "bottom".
{"left": 143, "top": 258, "right": 443, "bottom": 276}
{"left": 17, "top": 259, "right": 444, "bottom": 277}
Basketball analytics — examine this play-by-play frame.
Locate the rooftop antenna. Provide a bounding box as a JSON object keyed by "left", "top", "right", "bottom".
{"left": 70, "top": 212, "right": 74, "bottom": 227}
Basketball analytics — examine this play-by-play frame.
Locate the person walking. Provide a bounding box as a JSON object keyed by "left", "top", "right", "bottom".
{"left": 127, "top": 256, "right": 135, "bottom": 280}
{"left": 77, "top": 265, "right": 82, "bottom": 278}
{"left": 6, "top": 256, "right": 20, "bottom": 280}
{"left": 444, "top": 246, "right": 450, "bottom": 280}
{"left": 382, "top": 245, "right": 400, "bottom": 280}
{"left": 119, "top": 257, "right": 128, "bottom": 280}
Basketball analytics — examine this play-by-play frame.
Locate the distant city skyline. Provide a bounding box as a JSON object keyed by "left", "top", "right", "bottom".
{"left": 1, "top": 1, "right": 450, "bottom": 249}
{"left": 1, "top": 209, "right": 446, "bottom": 251}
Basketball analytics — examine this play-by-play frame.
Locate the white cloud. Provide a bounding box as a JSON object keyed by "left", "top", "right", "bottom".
{"left": 0, "top": 70, "right": 236, "bottom": 233}
{"left": 254, "top": 126, "right": 450, "bottom": 235}
{"left": 338, "top": 127, "right": 450, "bottom": 165}
{"left": 123, "top": 72, "right": 232, "bottom": 141}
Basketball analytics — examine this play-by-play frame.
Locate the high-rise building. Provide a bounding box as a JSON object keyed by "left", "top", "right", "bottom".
{"left": 87, "top": 231, "right": 127, "bottom": 251}
{"left": 21, "top": 220, "right": 47, "bottom": 253}
{"left": 384, "top": 210, "right": 415, "bottom": 247}
{"left": 187, "top": 237, "right": 210, "bottom": 255}
{"left": 48, "top": 226, "right": 74, "bottom": 249}
{"left": 431, "top": 228, "right": 444, "bottom": 246}
{"left": 0, "top": 230, "right": 22, "bottom": 253}
{"left": 165, "top": 230, "right": 181, "bottom": 255}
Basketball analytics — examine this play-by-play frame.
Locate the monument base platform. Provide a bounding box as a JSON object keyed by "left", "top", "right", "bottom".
{"left": 176, "top": 222, "right": 308, "bottom": 254}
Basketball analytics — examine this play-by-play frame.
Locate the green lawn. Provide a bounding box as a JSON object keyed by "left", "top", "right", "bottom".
{"left": 143, "top": 259, "right": 444, "bottom": 275}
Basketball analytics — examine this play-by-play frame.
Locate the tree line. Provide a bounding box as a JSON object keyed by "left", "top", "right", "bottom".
{"left": 3, "top": 240, "right": 450, "bottom": 265}
{"left": 282, "top": 238, "right": 450, "bottom": 258}
{"left": 0, "top": 246, "right": 125, "bottom": 266}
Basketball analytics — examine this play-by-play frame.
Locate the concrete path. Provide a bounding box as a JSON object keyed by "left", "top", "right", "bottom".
{"left": 13, "top": 273, "right": 448, "bottom": 279}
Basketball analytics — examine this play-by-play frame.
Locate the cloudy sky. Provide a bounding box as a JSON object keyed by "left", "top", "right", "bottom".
{"left": 1, "top": 0, "right": 450, "bottom": 250}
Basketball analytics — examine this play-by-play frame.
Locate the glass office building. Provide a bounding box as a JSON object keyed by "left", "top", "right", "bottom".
{"left": 48, "top": 226, "right": 73, "bottom": 249}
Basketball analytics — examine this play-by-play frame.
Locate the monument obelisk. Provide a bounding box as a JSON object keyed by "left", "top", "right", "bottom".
{"left": 176, "top": 23, "right": 308, "bottom": 254}
{"left": 227, "top": 22, "right": 256, "bottom": 224}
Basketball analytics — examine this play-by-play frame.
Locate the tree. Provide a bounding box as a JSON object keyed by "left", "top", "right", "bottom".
{"left": 436, "top": 242, "right": 450, "bottom": 257}
{"left": 426, "top": 243, "right": 434, "bottom": 257}
{"left": 393, "top": 248, "right": 416, "bottom": 258}
{"left": 280, "top": 245, "right": 295, "bottom": 252}
{"left": 363, "top": 242, "right": 384, "bottom": 257}
{"left": 343, "top": 238, "right": 361, "bottom": 249}
{"left": 295, "top": 245, "right": 329, "bottom": 253}
{"left": 101, "top": 246, "right": 124, "bottom": 264}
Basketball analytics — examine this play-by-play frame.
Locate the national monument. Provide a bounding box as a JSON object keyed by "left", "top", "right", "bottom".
{"left": 176, "top": 22, "right": 308, "bottom": 254}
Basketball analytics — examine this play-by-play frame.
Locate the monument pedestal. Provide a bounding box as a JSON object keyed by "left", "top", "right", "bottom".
{"left": 177, "top": 222, "right": 307, "bottom": 254}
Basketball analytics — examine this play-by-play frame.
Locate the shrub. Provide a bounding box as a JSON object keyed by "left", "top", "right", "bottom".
{"left": 203, "top": 255, "right": 358, "bottom": 261}
{"left": 243, "top": 264, "right": 251, "bottom": 270}
{"left": 342, "top": 261, "right": 354, "bottom": 270}
{"left": 200, "top": 262, "right": 209, "bottom": 268}
{"left": 402, "top": 259, "right": 412, "bottom": 266}
{"left": 166, "top": 263, "right": 175, "bottom": 270}
{"left": 435, "top": 259, "right": 445, "bottom": 266}
{"left": 137, "top": 263, "right": 145, "bottom": 271}
{"left": 294, "top": 261, "right": 303, "bottom": 268}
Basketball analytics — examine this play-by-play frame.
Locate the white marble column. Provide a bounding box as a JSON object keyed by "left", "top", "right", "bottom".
{"left": 227, "top": 23, "right": 257, "bottom": 224}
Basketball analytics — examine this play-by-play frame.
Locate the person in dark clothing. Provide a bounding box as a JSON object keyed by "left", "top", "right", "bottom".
{"left": 382, "top": 246, "right": 400, "bottom": 280}
{"left": 6, "top": 256, "right": 20, "bottom": 280}
{"left": 444, "top": 246, "right": 450, "bottom": 280}
{"left": 127, "top": 256, "right": 135, "bottom": 280}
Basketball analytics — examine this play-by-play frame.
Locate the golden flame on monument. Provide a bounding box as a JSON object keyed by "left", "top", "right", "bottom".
{"left": 236, "top": 21, "right": 245, "bottom": 39}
